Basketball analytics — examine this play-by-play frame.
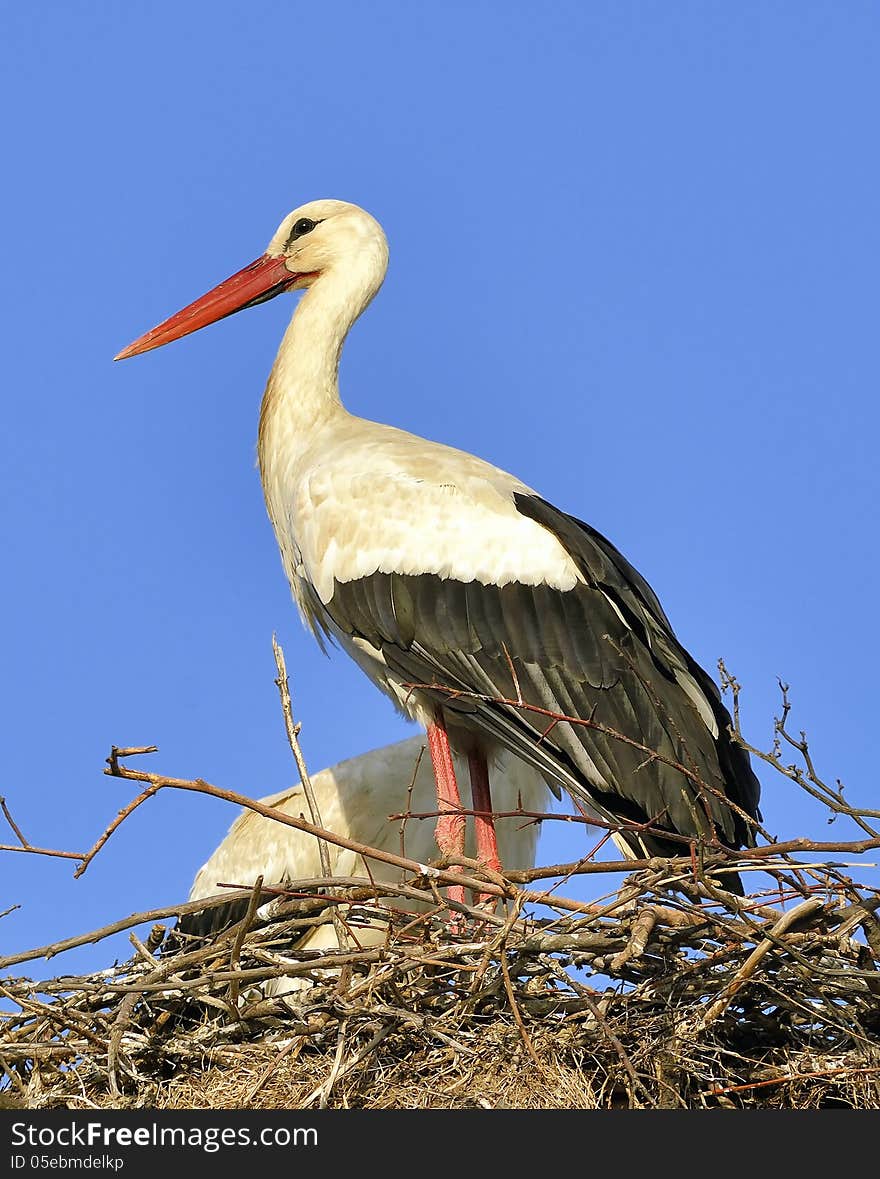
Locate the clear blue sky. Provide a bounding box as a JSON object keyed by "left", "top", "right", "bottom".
{"left": 2, "top": 3, "right": 878, "bottom": 975}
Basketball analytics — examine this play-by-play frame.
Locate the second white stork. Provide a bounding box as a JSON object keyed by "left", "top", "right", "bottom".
{"left": 116, "top": 199, "right": 762, "bottom": 895}
{"left": 184, "top": 736, "right": 550, "bottom": 952}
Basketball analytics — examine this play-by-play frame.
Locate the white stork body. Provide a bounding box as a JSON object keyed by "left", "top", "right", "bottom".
{"left": 117, "top": 199, "right": 762, "bottom": 886}
{"left": 267, "top": 420, "right": 581, "bottom": 718}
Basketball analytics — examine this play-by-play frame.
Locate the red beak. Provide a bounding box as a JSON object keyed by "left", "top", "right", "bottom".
{"left": 114, "top": 254, "right": 310, "bottom": 361}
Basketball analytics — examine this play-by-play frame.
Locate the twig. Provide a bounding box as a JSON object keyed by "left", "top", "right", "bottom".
{"left": 720, "top": 664, "right": 878, "bottom": 835}
{"left": 398, "top": 743, "right": 426, "bottom": 861}
{"left": 272, "top": 636, "right": 349, "bottom": 955}
{"left": 548, "top": 960, "right": 652, "bottom": 1108}
{"left": 497, "top": 897, "right": 544, "bottom": 1073}
{"left": 75, "top": 754, "right": 162, "bottom": 878}
{"left": 0, "top": 795, "right": 87, "bottom": 862}
{"left": 107, "top": 991, "right": 138, "bottom": 1099}
{"left": 608, "top": 907, "right": 659, "bottom": 971}
{"left": 244, "top": 1036, "right": 305, "bottom": 1103}
{"left": 101, "top": 750, "right": 507, "bottom": 902}
{"left": 228, "top": 875, "right": 265, "bottom": 1009}
{"left": 697, "top": 897, "right": 825, "bottom": 1029}
{"left": 708, "top": 1065, "right": 880, "bottom": 1098}
{"left": 1, "top": 797, "right": 29, "bottom": 846}
{"left": 0, "top": 892, "right": 260, "bottom": 970}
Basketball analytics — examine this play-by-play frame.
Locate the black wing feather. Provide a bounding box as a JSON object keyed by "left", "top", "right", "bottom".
{"left": 318, "top": 494, "right": 761, "bottom": 856}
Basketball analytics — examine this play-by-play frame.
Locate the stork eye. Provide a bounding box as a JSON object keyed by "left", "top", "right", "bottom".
{"left": 290, "top": 217, "right": 317, "bottom": 241}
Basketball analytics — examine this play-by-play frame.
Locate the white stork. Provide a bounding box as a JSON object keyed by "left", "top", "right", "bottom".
{"left": 116, "top": 199, "right": 762, "bottom": 897}
{"left": 184, "top": 735, "right": 550, "bottom": 954}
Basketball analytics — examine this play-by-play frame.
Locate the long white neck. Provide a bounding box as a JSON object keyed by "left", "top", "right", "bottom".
{"left": 257, "top": 239, "right": 386, "bottom": 556}
{"left": 258, "top": 266, "right": 372, "bottom": 450}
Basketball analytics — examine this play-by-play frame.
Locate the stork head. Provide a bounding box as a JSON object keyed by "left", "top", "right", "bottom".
{"left": 114, "top": 200, "right": 388, "bottom": 361}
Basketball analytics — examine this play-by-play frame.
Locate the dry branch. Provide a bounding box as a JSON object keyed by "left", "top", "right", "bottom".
{"left": 2, "top": 670, "right": 879, "bottom": 1109}
{"left": 272, "top": 636, "right": 349, "bottom": 955}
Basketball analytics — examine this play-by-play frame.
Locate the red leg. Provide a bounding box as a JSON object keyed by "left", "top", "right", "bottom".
{"left": 468, "top": 750, "right": 502, "bottom": 902}
{"left": 426, "top": 712, "right": 466, "bottom": 909}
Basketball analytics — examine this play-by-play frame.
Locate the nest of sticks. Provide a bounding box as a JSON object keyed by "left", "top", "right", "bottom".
{"left": 3, "top": 859, "right": 880, "bottom": 1110}
{"left": 2, "top": 663, "right": 880, "bottom": 1110}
